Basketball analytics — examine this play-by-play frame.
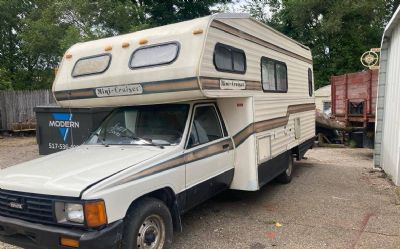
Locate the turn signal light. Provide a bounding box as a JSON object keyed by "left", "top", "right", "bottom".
{"left": 139, "top": 38, "right": 148, "bottom": 45}
{"left": 104, "top": 45, "right": 113, "bottom": 51}
{"left": 60, "top": 237, "right": 79, "bottom": 248}
{"left": 193, "top": 28, "right": 204, "bottom": 35}
{"left": 84, "top": 200, "right": 107, "bottom": 228}
{"left": 122, "top": 42, "right": 130, "bottom": 48}
{"left": 65, "top": 54, "right": 72, "bottom": 59}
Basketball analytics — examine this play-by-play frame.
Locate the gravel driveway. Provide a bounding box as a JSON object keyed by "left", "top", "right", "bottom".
{"left": 0, "top": 136, "right": 399, "bottom": 248}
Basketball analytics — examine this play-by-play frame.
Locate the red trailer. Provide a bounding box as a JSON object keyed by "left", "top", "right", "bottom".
{"left": 330, "top": 70, "right": 378, "bottom": 148}
{"left": 331, "top": 70, "right": 378, "bottom": 128}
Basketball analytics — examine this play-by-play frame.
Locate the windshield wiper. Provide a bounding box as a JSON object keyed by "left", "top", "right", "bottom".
{"left": 121, "top": 135, "right": 165, "bottom": 149}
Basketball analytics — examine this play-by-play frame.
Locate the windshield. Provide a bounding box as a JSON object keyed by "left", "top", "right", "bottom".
{"left": 86, "top": 104, "right": 189, "bottom": 146}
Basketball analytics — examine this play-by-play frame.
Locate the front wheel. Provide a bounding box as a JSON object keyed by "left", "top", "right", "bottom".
{"left": 121, "top": 198, "right": 173, "bottom": 249}
{"left": 276, "top": 154, "right": 294, "bottom": 184}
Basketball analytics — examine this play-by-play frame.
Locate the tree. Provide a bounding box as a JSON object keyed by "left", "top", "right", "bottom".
{"left": 240, "top": 0, "right": 280, "bottom": 24}
{"left": 0, "top": 0, "right": 34, "bottom": 89}
{"left": 244, "top": 0, "right": 400, "bottom": 89}
{"left": 0, "top": 0, "right": 230, "bottom": 90}
{"left": 143, "top": 0, "right": 230, "bottom": 26}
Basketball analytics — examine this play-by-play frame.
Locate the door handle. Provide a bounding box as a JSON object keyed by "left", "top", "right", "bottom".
{"left": 222, "top": 144, "right": 230, "bottom": 150}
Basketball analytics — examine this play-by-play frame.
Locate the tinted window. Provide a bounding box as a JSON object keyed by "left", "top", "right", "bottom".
{"left": 233, "top": 51, "right": 246, "bottom": 72}
{"left": 276, "top": 63, "right": 288, "bottom": 91}
{"left": 188, "top": 105, "right": 223, "bottom": 148}
{"left": 130, "top": 42, "right": 179, "bottom": 69}
{"left": 72, "top": 54, "right": 111, "bottom": 77}
{"left": 214, "top": 45, "right": 232, "bottom": 71}
{"left": 261, "top": 57, "right": 288, "bottom": 92}
{"left": 308, "top": 68, "right": 313, "bottom": 96}
{"left": 214, "top": 43, "right": 246, "bottom": 74}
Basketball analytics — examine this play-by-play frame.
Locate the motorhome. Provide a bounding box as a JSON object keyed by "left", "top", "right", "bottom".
{"left": 0, "top": 13, "right": 315, "bottom": 249}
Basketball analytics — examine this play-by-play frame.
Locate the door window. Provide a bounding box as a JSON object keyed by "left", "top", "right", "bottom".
{"left": 187, "top": 105, "right": 223, "bottom": 148}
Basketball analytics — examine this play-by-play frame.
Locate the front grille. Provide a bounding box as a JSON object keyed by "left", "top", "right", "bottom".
{"left": 0, "top": 190, "right": 55, "bottom": 224}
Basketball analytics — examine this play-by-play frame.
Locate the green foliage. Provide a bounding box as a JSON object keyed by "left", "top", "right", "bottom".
{"left": 245, "top": 0, "right": 399, "bottom": 89}
{"left": 143, "top": 0, "right": 230, "bottom": 26}
{"left": 2, "top": 0, "right": 399, "bottom": 90}
{"left": 0, "top": 0, "right": 229, "bottom": 90}
{"left": 0, "top": 68, "right": 12, "bottom": 90}
{"left": 240, "top": 0, "right": 280, "bottom": 23}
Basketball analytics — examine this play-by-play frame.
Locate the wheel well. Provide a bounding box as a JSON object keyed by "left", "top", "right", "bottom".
{"left": 125, "top": 187, "right": 182, "bottom": 231}
{"left": 126, "top": 188, "right": 176, "bottom": 213}
{"left": 145, "top": 188, "right": 176, "bottom": 208}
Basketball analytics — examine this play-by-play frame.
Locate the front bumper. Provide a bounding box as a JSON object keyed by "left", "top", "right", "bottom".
{"left": 0, "top": 215, "right": 123, "bottom": 249}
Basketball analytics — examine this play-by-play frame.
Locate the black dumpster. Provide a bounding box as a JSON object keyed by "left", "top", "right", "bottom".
{"left": 35, "top": 106, "right": 113, "bottom": 155}
{"left": 350, "top": 131, "right": 364, "bottom": 148}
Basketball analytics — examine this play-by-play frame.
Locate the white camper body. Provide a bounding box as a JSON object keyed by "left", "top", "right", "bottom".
{"left": 53, "top": 13, "right": 315, "bottom": 191}
{"left": 0, "top": 14, "right": 315, "bottom": 249}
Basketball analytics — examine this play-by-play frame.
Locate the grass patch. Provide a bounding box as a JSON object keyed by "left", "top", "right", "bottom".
{"left": 395, "top": 187, "right": 400, "bottom": 198}
{"left": 395, "top": 187, "right": 400, "bottom": 205}
{"left": 348, "top": 139, "right": 357, "bottom": 148}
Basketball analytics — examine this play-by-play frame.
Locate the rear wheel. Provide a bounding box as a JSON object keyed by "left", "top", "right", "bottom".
{"left": 276, "top": 154, "right": 294, "bottom": 184}
{"left": 121, "top": 198, "right": 173, "bottom": 249}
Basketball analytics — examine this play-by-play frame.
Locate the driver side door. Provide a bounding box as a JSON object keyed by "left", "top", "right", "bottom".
{"left": 183, "top": 103, "right": 234, "bottom": 211}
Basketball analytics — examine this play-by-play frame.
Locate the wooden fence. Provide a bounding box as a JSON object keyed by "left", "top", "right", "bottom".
{"left": 0, "top": 90, "right": 56, "bottom": 131}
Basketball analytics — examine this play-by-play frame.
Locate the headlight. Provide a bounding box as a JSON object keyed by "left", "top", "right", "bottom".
{"left": 65, "top": 203, "right": 84, "bottom": 223}
{"left": 55, "top": 200, "right": 107, "bottom": 228}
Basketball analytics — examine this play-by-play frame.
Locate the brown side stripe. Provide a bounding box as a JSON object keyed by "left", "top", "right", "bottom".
{"left": 113, "top": 155, "right": 186, "bottom": 187}
{"left": 104, "top": 138, "right": 234, "bottom": 189}
{"left": 184, "top": 138, "right": 234, "bottom": 164}
{"left": 210, "top": 20, "right": 313, "bottom": 65}
{"left": 233, "top": 103, "right": 315, "bottom": 146}
{"left": 143, "top": 79, "right": 198, "bottom": 93}
{"left": 54, "top": 77, "right": 200, "bottom": 101}
{"left": 288, "top": 104, "right": 316, "bottom": 114}
{"left": 97, "top": 104, "right": 313, "bottom": 188}
{"left": 200, "top": 77, "right": 262, "bottom": 91}
{"left": 54, "top": 88, "right": 95, "bottom": 101}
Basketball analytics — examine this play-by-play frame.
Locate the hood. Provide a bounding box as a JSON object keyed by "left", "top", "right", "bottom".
{"left": 0, "top": 145, "right": 167, "bottom": 197}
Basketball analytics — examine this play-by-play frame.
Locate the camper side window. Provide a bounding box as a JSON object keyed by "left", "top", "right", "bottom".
{"left": 261, "top": 57, "right": 288, "bottom": 92}
{"left": 187, "top": 105, "right": 223, "bottom": 148}
{"left": 72, "top": 53, "right": 111, "bottom": 77}
{"left": 129, "top": 42, "right": 180, "bottom": 69}
{"left": 214, "top": 43, "right": 246, "bottom": 74}
{"left": 308, "top": 68, "right": 313, "bottom": 96}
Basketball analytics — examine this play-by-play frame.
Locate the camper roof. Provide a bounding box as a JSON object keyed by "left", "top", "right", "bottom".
{"left": 64, "top": 13, "right": 309, "bottom": 56}
{"left": 53, "top": 13, "right": 312, "bottom": 108}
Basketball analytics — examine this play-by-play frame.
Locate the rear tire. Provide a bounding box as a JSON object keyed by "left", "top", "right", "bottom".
{"left": 121, "top": 197, "right": 173, "bottom": 249}
{"left": 276, "top": 154, "right": 294, "bottom": 184}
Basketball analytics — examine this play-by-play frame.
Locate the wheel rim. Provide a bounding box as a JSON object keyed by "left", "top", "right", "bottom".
{"left": 137, "top": 214, "right": 165, "bottom": 249}
{"left": 286, "top": 158, "right": 293, "bottom": 176}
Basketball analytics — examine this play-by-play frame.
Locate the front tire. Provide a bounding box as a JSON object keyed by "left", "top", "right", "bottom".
{"left": 121, "top": 198, "right": 173, "bottom": 249}
{"left": 276, "top": 154, "right": 294, "bottom": 184}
